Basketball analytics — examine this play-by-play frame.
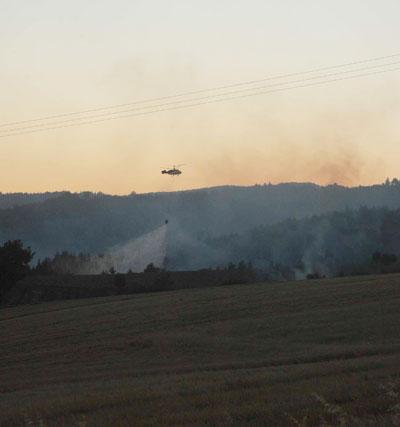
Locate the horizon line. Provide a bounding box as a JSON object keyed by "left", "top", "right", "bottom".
{"left": 1, "top": 179, "right": 397, "bottom": 197}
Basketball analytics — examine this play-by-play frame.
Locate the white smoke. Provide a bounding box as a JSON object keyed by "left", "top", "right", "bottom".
{"left": 86, "top": 224, "right": 168, "bottom": 273}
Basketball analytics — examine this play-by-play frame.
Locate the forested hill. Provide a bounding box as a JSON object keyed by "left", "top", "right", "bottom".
{"left": 1, "top": 181, "right": 400, "bottom": 262}
{"left": 0, "top": 192, "right": 68, "bottom": 209}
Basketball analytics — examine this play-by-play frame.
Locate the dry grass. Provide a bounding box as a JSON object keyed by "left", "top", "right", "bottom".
{"left": 1, "top": 274, "right": 400, "bottom": 426}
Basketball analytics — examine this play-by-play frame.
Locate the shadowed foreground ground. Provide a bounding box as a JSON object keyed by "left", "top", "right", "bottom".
{"left": 1, "top": 274, "right": 400, "bottom": 426}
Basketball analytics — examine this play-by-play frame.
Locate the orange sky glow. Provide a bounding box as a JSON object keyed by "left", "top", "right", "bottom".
{"left": 1, "top": 1, "right": 399, "bottom": 194}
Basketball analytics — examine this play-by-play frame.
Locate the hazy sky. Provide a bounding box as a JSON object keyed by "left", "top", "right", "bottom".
{"left": 1, "top": 0, "right": 400, "bottom": 194}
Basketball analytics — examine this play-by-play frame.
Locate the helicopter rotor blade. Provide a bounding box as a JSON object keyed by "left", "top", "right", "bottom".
{"left": 160, "top": 163, "right": 186, "bottom": 169}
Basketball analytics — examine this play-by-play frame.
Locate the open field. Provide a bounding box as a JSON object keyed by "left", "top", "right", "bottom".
{"left": 1, "top": 274, "right": 400, "bottom": 426}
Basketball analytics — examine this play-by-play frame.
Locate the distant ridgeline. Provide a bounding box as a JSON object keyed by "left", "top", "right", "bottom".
{"left": 1, "top": 181, "right": 400, "bottom": 274}
{"left": 0, "top": 191, "right": 108, "bottom": 209}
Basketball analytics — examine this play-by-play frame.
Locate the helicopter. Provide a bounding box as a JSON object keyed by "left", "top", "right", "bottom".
{"left": 161, "top": 164, "right": 184, "bottom": 176}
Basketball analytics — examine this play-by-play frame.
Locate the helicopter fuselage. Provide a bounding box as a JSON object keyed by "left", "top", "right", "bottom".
{"left": 162, "top": 168, "right": 182, "bottom": 175}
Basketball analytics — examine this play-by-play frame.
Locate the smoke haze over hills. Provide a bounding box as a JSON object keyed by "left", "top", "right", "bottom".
{"left": 1, "top": 181, "right": 400, "bottom": 274}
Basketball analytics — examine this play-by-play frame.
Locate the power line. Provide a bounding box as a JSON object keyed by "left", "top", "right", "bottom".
{"left": 2, "top": 60, "right": 400, "bottom": 134}
{"left": 1, "top": 52, "right": 400, "bottom": 129}
{"left": 1, "top": 65, "right": 399, "bottom": 139}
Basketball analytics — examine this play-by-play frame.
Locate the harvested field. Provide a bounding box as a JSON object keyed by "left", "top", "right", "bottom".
{"left": 1, "top": 274, "right": 400, "bottom": 425}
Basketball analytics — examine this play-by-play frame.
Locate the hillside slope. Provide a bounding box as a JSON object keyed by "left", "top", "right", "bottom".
{"left": 2, "top": 182, "right": 400, "bottom": 264}
{"left": 1, "top": 274, "right": 400, "bottom": 426}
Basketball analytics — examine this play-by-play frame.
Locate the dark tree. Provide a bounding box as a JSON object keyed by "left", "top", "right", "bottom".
{"left": 114, "top": 274, "right": 126, "bottom": 293}
{"left": 144, "top": 263, "right": 160, "bottom": 273}
{"left": 153, "top": 272, "right": 174, "bottom": 290}
{"left": 381, "top": 211, "right": 400, "bottom": 254}
{"left": 372, "top": 251, "right": 382, "bottom": 263}
{"left": 0, "top": 240, "right": 34, "bottom": 302}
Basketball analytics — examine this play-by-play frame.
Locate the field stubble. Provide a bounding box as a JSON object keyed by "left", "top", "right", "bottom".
{"left": 1, "top": 274, "right": 400, "bottom": 425}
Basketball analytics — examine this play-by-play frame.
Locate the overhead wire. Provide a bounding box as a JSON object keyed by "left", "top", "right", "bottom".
{"left": 2, "top": 59, "right": 400, "bottom": 135}
{"left": 1, "top": 54, "right": 400, "bottom": 138}
{"left": 1, "top": 64, "right": 399, "bottom": 139}
{"left": 1, "top": 52, "right": 400, "bottom": 129}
